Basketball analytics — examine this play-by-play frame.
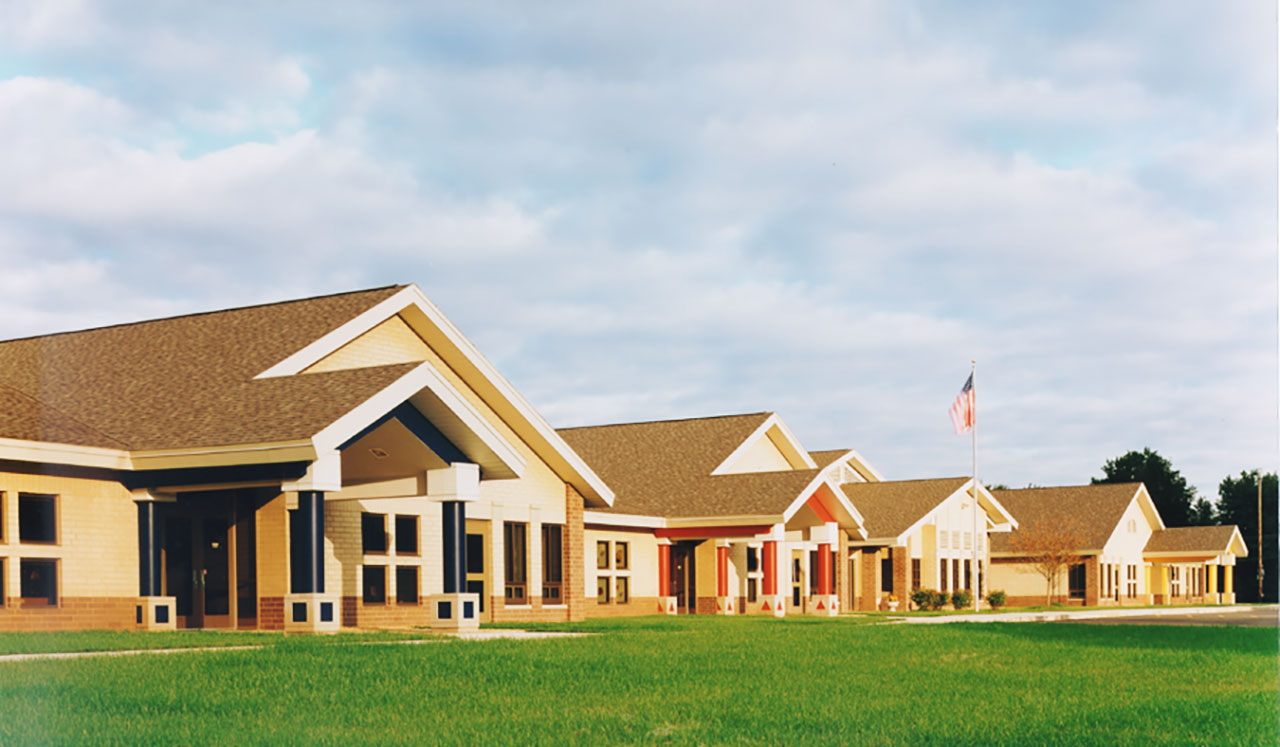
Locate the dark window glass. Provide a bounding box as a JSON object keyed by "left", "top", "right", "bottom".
{"left": 615, "top": 576, "right": 629, "bottom": 604}
{"left": 504, "top": 522, "right": 527, "bottom": 605}
{"left": 466, "top": 579, "right": 485, "bottom": 613}
{"left": 830, "top": 551, "right": 838, "bottom": 595}
{"left": 964, "top": 559, "right": 972, "bottom": 590}
{"left": 19, "top": 494, "right": 57, "bottom": 544}
{"left": 20, "top": 558, "right": 57, "bottom": 605}
{"left": 362, "top": 513, "right": 386, "bottom": 554}
{"left": 466, "top": 533, "right": 484, "bottom": 573}
{"left": 746, "top": 547, "right": 759, "bottom": 573}
{"left": 396, "top": 566, "right": 419, "bottom": 604}
{"left": 395, "top": 515, "right": 419, "bottom": 555}
{"left": 597, "top": 576, "right": 610, "bottom": 603}
{"left": 911, "top": 558, "right": 921, "bottom": 590}
{"left": 363, "top": 565, "right": 386, "bottom": 604}
{"left": 953, "top": 559, "right": 961, "bottom": 591}
{"left": 615, "top": 542, "right": 629, "bottom": 570}
{"left": 1068, "top": 563, "right": 1086, "bottom": 599}
{"left": 940, "top": 559, "right": 949, "bottom": 590}
{"left": 747, "top": 577, "right": 758, "bottom": 603}
{"left": 288, "top": 508, "right": 306, "bottom": 593}
{"left": 809, "top": 550, "right": 820, "bottom": 594}
{"left": 542, "top": 524, "right": 563, "bottom": 604}
{"left": 596, "top": 541, "right": 610, "bottom": 569}
{"left": 0, "top": 558, "right": 5, "bottom": 605}
{"left": 880, "top": 556, "right": 893, "bottom": 592}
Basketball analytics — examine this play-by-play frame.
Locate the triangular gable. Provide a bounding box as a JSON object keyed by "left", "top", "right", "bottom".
{"left": 814, "top": 448, "right": 885, "bottom": 484}
{"left": 1100, "top": 484, "right": 1164, "bottom": 554}
{"left": 255, "top": 285, "right": 614, "bottom": 506}
{"left": 304, "top": 315, "right": 431, "bottom": 373}
{"left": 890, "top": 480, "right": 1016, "bottom": 545}
{"left": 711, "top": 413, "right": 817, "bottom": 475}
{"left": 781, "top": 475, "right": 867, "bottom": 539}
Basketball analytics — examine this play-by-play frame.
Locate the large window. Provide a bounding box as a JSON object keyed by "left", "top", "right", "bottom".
{"left": 542, "top": 524, "right": 563, "bottom": 604}
{"left": 504, "top": 522, "right": 528, "bottom": 605}
{"left": 963, "top": 559, "right": 972, "bottom": 591}
{"left": 614, "top": 542, "right": 629, "bottom": 571}
{"left": 21, "top": 558, "right": 58, "bottom": 606}
{"left": 1068, "top": 563, "right": 1086, "bottom": 599}
{"left": 615, "top": 576, "right": 630, "bottom": 604}
{"left": 596, "top": 541, "right": 610, "bottom": 570}
{"left": 362, "top": 513, "right": 387, "bottom": 555}
{"left": 19, "top": 493, "right": 57, "bottom": 544}
{"left": 940, "top": 559, "right": 948, "bottom": 590}
{"left": 1127, "top": 564, "right": 1137, "bottom": 598}
{"left": 911, "top": 559, "right": 921, "bottom": 590}
{"left": 880, "top": 556, "right": 893, "bottom": 593}
{"left": 466, "top": 533, "right": 484, "bottom": 574}
{"left": 0, "top": 558, "right": 5, "bottom": 606}
{"left": 596, "top": 576, "right": 610, "bottom": 604}
{"left": 394, "top": 515, "right": 419, "bottom": 555}
{"left": 396, "top": 566, "right": 419, "bottom": 604}
{"left": 362, "top": 565, "right": 386, "bottom": 604}
{"left": 746, "top": 547, "right": 759, "bottom": 573}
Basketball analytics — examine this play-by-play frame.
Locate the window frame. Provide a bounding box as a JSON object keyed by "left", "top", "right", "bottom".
{"left": 394, "top": 514, "right": 419, "bottom": 556}
{"left": 596, "top": 541, "right": 610, "bottom": 570}
{"left": 395, "top": 565, "right": 419, "bottom": 605}
{"left": 1068, "top": 563, "right": 1086, "bottom": 599}
{"left": 541, "top": 524, "right": 563, "bottom": 605}
{"left": 614, "top": 541, "right": 629, "bottom": 571}
{"left": 18, "top": 493, "right": 58, "bottom": 545}
{"left": 596, "top": 575, "right": 611, "bottom": 604}
{"left": 20, "top": 557, "right": 58, "bottom": 607}
{"left": 503, "top": 521, "right": 528, "bottom": 605}
{"left": 615, "top": 576, "right": 629, "bottom": 605}
{"left": 362, "top": 565, "right": 387, "bottom": 605}
{"left": 362, "top": 512, "right": 388, "bottom": 555}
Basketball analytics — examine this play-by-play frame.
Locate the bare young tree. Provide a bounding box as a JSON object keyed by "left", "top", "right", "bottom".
{"left": 1009, "top": 518, "right": 1088, "bottom": 605}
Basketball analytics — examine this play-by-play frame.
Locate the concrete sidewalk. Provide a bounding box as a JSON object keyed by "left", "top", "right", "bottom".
{"left": 888, "top": 604, "right": 1271, "bottom": 624}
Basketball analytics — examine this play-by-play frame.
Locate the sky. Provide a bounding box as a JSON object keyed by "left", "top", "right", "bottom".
{"left": 0, "top": 1, "right": 1275, "bottom": 502}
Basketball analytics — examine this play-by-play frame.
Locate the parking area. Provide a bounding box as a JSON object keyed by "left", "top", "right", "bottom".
{"left": 1074, "top": 606, "right": 1278, "bottom": 627}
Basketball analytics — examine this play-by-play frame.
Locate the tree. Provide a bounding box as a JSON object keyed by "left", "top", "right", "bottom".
{"left": 1009, "top": 517, "right": 1088, "bottom": 605}
{"left": 1188, "top": 497, "right": 1216, "bottom": 526}
{"left": 1216, "top": 471, "right": 1278, "bottom": 603}
{"left": 1093, "top": 448, "right": 1200, "bottom": 526}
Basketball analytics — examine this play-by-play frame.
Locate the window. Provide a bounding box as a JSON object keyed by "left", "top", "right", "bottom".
{"left": 615, "top": 576, "right": 629, "bottom": 604}
{"left": 1170, "top": 566, "right": 1181, "bottom": 597}
{"left": 1068, "top": 563, "right": 1086, "bottom": 599}
{"left": 504, "top": 522, "right": 528, "bottom": 605}
{"left": 615, "top": 542, "right": 629, "bottom": 570}
{"left": 792, "top": 557, "right": 802, "bottom": 583}
{"left": 362, "top": 566, "right": 386, "bottom": 604}
{"left": 542, "top": 524, "right": 563, "bottom": 604}
{"left": 953, "top": 559, "right": 961, "bottom": 592}
{"left": 940, "top": 559, "right": 948, "bottom": 590}
{"left": 747, "top": 577, "right": 758, "bottom": 603}
{"left": 21, "top": 558, "right": 58, "bottom": 606}
{"left": 0, "top": 491, "right": 5, "bottom": 542}
{"left": 747, "top": 547, "right": 759, "bottom": 573}
{"left": 596, "top": 576, "right": 610, "bottom": 603}
{"left": 0, "top": 558, "right": 4, "bottom": 605}
{"left": 596, "top": 541, "right": 610, "bottom": 570}
{"left": 911, "top": 559, "right": 921, "bottom": 590}
{"left": 19, "top": 493, "right": 57, "bottom": 544}
{"left": 396, "top": 566, "right": 419, "bottom": 604}
{"left": 466, "top": 533, "right": 484, "bottom": 573}
{"left": 978, "top": 561, "right": 984, "bottom": 596}
{"left": 963, "top": 559, "right": 972, "bottom": 590}
{"left": 940, "top": 531, "right": 948, "bottom": 549}
{"left": 394, "top": 515, "right": 419, "bottom": 555}
{"left": 963, "top": 532, "right": 972, "bottom": 550}
{"left": 880, "top": 556, "right": 893, "bottom": 592}
{"left": 951, "top": 531, "right": 960, "bottom": 549}
{"left": 1126, "top": 564, "right": 1137, "bottom": 598}
{"left": 362, "top": 513, "right": 386, "bottom": 554}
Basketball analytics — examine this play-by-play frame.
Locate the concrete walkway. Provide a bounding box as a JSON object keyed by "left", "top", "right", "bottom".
{"left": 888, "top": 604, "right": 1268, "bottom": 624}
{"left": 0, "top": 644, "right": 264, "bottom": 664}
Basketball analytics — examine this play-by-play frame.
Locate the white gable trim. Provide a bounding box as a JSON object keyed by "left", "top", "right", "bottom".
{"left": 254, "top": 285, "right": 614, "bottom": 506}
{"left": 780, "top": 474, "right": 868, "bottom": 539}
{"left": 896, "top": 480, "right": 1018, "bottom": 545}
{"left": 820, "top": 448, "right": 886, "bottom": 483}
{"left": 0, "top": 437, "right": 132, "bottom": 470}
{"left": 710, "top": 413, "right": 817, "bottom": 476}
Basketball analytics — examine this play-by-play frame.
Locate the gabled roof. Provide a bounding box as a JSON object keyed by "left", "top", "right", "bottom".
{"left": 0, "top": 286, "right": 405, "bottom": 451}
{"left": 1145, "top": 525, "right": 1248, "bottom": 557}
{"left": 559, "top": 413, "right": 855, "bottom": 521}
{"left": 809, "top": 450, "right": 849, "bottom": 469}
{"left": 841, "top": 477, "right": 977, "bottom": 539}
{"left": 810, "top": 447, "right": 886, "bottom": 482}
{"left": 991, "top": 483, "right": 1148, "bottom": 554}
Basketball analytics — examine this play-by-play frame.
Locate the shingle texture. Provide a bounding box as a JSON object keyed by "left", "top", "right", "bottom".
{"left": 990, "top": 483, "right": 1142, "bottom": 553}
{"left": 0, "top": 286, "right": 408, "bottom": 450}
{"left": 840, "top": 477, "right": 971, "bottom": 539}
{"left": 558, "top": 414, "right": 820, "bottom": 518}
{"left": 808, "top": 449, "right": 849, "bottom": 469}
{"left": 1145, "top": 525, "right": 1239, "bottom": 554}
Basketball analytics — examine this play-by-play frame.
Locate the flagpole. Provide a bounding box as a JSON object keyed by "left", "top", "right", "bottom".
{"left": 971, "top": 361, "right": 979, "bottom": 611}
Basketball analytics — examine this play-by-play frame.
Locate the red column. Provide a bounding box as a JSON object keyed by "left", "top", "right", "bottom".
{"left": 716, "top": 546, "right": 729, "bottom": 597}
{"left": 658, "top": 544, "right": 670, "bottom": 597}
{"left": 817, "top": 543, "right": 832, "bottom": 595}
{"left": 763, "top": 541, "right": 777, "bottom": 595}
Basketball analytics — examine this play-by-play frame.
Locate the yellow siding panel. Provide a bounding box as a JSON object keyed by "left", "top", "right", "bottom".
{"left": 304, "top": 315, "right": 431, "bottom": 373}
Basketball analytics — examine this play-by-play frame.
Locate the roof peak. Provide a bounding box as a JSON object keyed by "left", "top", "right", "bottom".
{"left": 0, "top": 284, "right": 408, "bottom": 344}
{"left": 558, "top": 411, "right": 772, "bottom": 432}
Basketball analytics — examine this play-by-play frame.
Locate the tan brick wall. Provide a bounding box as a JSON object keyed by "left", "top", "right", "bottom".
{"left": 0, "top": 470, "right": 137, "bottom": 606}
{"left": 583, "top": 596, "right": 660, "bottom": 618}
{"left": 860, "top": 548, "right": 881, "bottom": 610}
{"left": 892, "top": 547, "right": 909, "bottom": 605}
{"left": 565, "top": 484, "right": 585, "bottom": 622}
{"left": 256, "top": 491, "right": 289, "bottom": 600}
{"left": 1084, "top": 556, "right": 1100, "bottom": 606}
{"left": 0, "top": 596, "right": 137, "bottom": 631}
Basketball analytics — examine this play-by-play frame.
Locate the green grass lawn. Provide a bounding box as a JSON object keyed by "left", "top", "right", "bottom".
{"left": 1, "top": 616, "right": 1274, "bottom": 745}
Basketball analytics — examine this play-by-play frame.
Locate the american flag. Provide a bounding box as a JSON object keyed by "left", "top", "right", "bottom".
{"left": 949, "top": 373, "right": 974, "bottom": 435}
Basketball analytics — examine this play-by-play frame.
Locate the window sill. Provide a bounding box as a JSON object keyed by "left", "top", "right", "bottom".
{"left": 540, "top": 603, "right": 567, "bottom": 609}
{"left": 503, "top": 604, "right": 533, "bottom": 609}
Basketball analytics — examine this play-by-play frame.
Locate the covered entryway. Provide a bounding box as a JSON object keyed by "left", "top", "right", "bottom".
{"left": 161, "top": 490, "right": 260, "bottom": 629}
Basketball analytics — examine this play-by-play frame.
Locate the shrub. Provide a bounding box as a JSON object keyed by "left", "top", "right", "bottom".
{"left": 928, "top": 590, "right": 950, "bottom": 611}
{"left": 910, "top": 589, "right": 934, "bottom": 610}
{"left": 986, "top": 590, "right": 1007, "bottom": 609}
{"left": 951, "top": 590, "right": 973, "bottom": 609}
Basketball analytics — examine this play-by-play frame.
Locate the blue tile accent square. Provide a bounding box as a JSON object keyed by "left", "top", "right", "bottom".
{"left": 292, "top": 602, "right": 307, "bottom": 623}
{"left": 320, "top": 602, "right": 333, "bottom": 622}
{"left": 438, "top": 601, "right": 452, "bottom": 620}
{"left": 464, "top": 601, "right": 475, "bottom": 619}
{"left": 155, "top": 605, "right": 169, "bottom": 624}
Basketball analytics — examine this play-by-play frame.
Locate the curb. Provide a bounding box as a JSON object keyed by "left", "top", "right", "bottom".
{"left": 889, "top": 605, "right": 1269, "bottom": 624}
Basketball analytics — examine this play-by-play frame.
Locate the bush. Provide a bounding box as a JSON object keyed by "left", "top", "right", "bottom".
{"left": 926, "top": 590, "right": 949, "bottom": 611}
{"left": 986, "top": 590, "right": 1007, "bottom": 609}
{"left": 951, "top": 590, "right": 973, "bottom": 609}
{"left": 910, "top": 588, "right": 934, "bottom": 610}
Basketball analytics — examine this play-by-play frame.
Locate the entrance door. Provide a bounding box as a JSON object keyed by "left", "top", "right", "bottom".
{"left": 670, "top": 542, "right": 697, "bottom": 613}
{"left": 162, "top": 492, "right": 254, "bottom": 629}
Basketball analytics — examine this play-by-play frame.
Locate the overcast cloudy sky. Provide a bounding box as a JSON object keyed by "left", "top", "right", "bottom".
{"left": 1, "top": 1, "right": 1274, "bottom": 500}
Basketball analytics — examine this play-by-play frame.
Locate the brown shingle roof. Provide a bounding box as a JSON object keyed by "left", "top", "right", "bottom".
{"left": 809, "top": 449, "right": 849, "bottom": 469}
{"left": 559, "top": 413, "right": 823, "bottom": 517}
{"left": 1145, "top": 525, "right": 1240, "bottom": 554}
{"left": 840, "top": 478, "right": 971, "bottom": 539}
{"left": 990, "top": 483, "right": 1143, "bottom": 554}
{"left": 0, "top": 286, "right": 406, "bottom": 450}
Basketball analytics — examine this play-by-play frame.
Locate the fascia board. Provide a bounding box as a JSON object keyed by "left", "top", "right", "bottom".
{"left": 1135, "top": 485, "right": 1167, "bottom": 531}
{"left": 130, "top": 441, "right": 317, "bottom": 470}
{"left": 664, "top": 515, "right": 780, "bottom": 527}
{"left": 312, "top": 362, "right": 526, "bottom": 479}
{"left": 583, "top": 511, "right": 666, "bottom": 529}
{"left": 781, "top": 475, "right": 867, "bottom": 538}
{"left": 835, "top": 448, "right": 886, "bottom": 482}
{"left": 0, "top": 437, "right": 132, "bottom": 470}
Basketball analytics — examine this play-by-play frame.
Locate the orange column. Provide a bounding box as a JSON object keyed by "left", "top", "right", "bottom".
{"left": 763, "top": 541, "right": 777, "bottom": 595}
{"left": 716, "top": 546, "right": 729, "bottom": 597}
{"left": 658, "top": 544, "right": 670, "bottom": 597}
{"left": 817, "top": 543, "right": 832, "bottom": 595}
